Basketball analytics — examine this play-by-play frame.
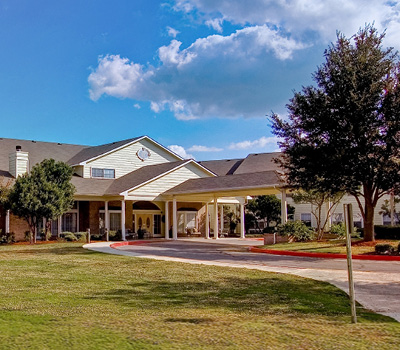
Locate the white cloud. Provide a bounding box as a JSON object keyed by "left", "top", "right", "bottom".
{"left": 167, "top": 145, "right": 195, "bottom": 159}
{"left": 133, "top": 103, "right": 141, "bottom": 109}
{"left": 188, "top": 145, "right": 223, "bottom": 152}
{"left": 167, "top": 26, "right": 180, "bottom": 38}
{"left": 229, "top": 136, "right": 280, "bottom": 150}
{"left": 88, "top": 26, "right": 305, "bottom": 119}
{"left": 205, "top": 18, "right": 223, "bottom": 32}
{"left": 173, "top": 0, "right": 400, "bottom": 47}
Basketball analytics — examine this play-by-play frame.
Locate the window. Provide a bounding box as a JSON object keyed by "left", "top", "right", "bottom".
{"left": 92, "top": 168, "right": 115, "bottom": 179}
{"left": 301, "top": 213, "right": 312, "bottom": 227}
{"left": 62, "top": 213, "right": 77, "bottom": 232}
{"left": 154, "top": 215, "right": 161, "bottom": 235}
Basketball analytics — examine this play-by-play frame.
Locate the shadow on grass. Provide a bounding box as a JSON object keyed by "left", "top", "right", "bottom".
{"left": 91, "top": 275, "right": 393, "bottom": 322}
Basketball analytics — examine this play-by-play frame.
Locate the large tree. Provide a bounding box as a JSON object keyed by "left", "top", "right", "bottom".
{"left": 271, "top": 26, "right": 400, "bottom": 241}
{"left": 7, "top": 159, "right": 75, "bottom": 243}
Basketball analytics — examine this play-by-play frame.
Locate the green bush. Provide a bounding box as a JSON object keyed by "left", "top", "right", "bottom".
{"left": 374, "top": 225, "right": 400, "bottom": 240}
{"left": 0, "top": 230, "right": 15, "bottom": 244}
{"left": 74, "top": 232, "right": 87, "bottom": 242}
{"left": 39, "top": 229, "right": 52, "bottom": 241}
{"left": 60, "top": 232, "right": 77, "bottom": 241}
{"left": 277, "top": 221, "right": 315, "bottom": 242}
{"left": 374, "top": 243, "right": 395, "bottom": 255}
{"left": 24, "top": 231, "right": 31, "bottom": 242}
{"left": 330, "top": 223, "right": 346, "bottom": 237}
{"left": 263, "top": 227, "right": 275, "bottom": 234}
{"left": 109, "top": 230, "right": 122, "bottom": 241}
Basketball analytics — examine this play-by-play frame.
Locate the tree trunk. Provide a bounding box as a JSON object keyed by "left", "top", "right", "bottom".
{"left": 363, "top": 196, "right": 375, "bottom": 242}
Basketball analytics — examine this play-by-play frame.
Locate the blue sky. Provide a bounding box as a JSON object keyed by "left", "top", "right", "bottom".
{"left": 1, "top": 1, "right": 399, "bottom": 160}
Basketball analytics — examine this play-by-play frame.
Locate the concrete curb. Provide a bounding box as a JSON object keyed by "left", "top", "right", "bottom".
{"left": 249, "top": 246, "right": 400, "bottom": 261}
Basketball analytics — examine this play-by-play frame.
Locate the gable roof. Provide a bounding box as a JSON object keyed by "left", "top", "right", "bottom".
{"left": 68, "top": 135, "right": 184, "bottom": 165}
{"left": 233, "top": 152, "right": 282, "bottom": 174}
{"left": 199, "top": 158, "right": 244, "bottom": 176}
{"left": 0, "top": 138, "right": 87, "bottom": 173}
{"left": 164, "top": 170, "right": 282, "bottom": 195}
{"left": 67, "top": 137, "right": 143, "bottom": 165}
{"left": 71, "top": 159, "right": 214, "bottom": 197}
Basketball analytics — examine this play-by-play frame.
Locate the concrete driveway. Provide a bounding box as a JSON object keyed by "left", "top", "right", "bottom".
{"left": 84, "top": 239, "right": 400, "bottom": 322}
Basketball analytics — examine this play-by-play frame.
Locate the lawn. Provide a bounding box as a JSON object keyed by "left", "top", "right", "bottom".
{"left": 260, "top": 239, "right": 400, "bottom": 255}
{"left": 0, "top": 243, "right": 399, "bottom": 350}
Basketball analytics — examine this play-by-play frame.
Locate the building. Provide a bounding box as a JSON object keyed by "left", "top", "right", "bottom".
{"left": 0, "top": 136, "right": 397, "bottom": 241}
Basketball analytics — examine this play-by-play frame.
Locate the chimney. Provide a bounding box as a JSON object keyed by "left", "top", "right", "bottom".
{"left": 9, "top": 146, "right": 29, "bottom": 178}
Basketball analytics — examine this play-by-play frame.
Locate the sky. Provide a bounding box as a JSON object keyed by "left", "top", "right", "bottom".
{"left": 1, "top": 1, "right": 400, "bottom": 161}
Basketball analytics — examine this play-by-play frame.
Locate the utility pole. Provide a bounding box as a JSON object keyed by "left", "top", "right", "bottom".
{"left": 344, "top": 203, "right": 357, "bottom": 323}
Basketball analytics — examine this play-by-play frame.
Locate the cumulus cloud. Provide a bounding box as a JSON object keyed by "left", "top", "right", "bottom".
{"left": 88, "top": 26, "right": 305, "bottom": 119}
{"left": 229, "top": 136, "right": 280, "bottom": 150}
{"left": 188, "top": 145, "right": 223, "bottom": 152}
{"left": 173, "top": 0, "right": 400, "bottom": 46}
{"left": 168, "top": 145, "right": 195, "bottom": 159}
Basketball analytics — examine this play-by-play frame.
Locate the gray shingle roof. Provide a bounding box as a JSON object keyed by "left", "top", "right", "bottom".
{"left": 67, "top": 137, "right": 143, "bottom": 165}
{"left": 0, "top": 138, "right": 88, "bottom": 173}
{"left": 164, "top": 171, "right": 282, "bottom": 195}
{"left": 199, "top": 158, "right": 244, "bottom": 176}
{"left": 233, "top": 152, "right": 282, "bottom": 174}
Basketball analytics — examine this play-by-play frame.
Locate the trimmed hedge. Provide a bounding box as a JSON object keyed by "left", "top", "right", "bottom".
{"left": 358, "top": 225, "right": 400, "bottom": 240}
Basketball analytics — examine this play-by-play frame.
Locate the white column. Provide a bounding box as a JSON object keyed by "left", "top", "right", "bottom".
{"left": 325, "top": 200, "right": 332, "bottom": 231}
{"left": 121, "top": 200, "right": 126, "bottom": 240}
{"left": 240, "top": 200, "right": 245, "bottom": 239}
{"left": 57, "top": 216, "right": 62, "bottom": 237}
{"left": 281, "top": 189, "right": 288, "bottom": 224}
{"left": 172, "top": 198, "right": 178, "bottom": 240}
{"left": 105, "top": 201, "right": 110, "bottom": 231}
{"left": 5, "top": 210, "right": 10, "bottom": 233}
{"left": 213, "top": 196, "right": 219, "bottom": 239}
{"left": 76, "top": 201, "right": 80, "bottom": 232}
{"left": 205, "top": 202, "right": 210, "bottom": 239}
{"left": 390, "top": 191, "right": 395, "bottom": 226}
{"left": 165, "top": 201, "right": 170, "bottom": 239}
{"left": 219, "top": 205, "right": 224, "bottom": 234}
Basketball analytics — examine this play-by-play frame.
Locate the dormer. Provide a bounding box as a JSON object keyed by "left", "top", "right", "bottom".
{"left": 9, "top": 145, "right": 29, "bottom": 178}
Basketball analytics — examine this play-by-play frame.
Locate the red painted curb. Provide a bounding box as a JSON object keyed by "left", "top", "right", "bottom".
{"left": 110, "top": 240, "right": 164, "bottom": 249}
{"left": 249, "top": 247, "right": 400, "bottom": 261}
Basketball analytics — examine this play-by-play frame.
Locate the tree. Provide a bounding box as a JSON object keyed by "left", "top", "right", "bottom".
{"left": 247, "top": 195, "right": 281, "bottom": 229}
{"left": 292, "top": 189, "right": 344, "bottom": 239}
{"left": 7, "top": 159, "right": 75, "bottom": 243}
{"left": 271, "top": 25, "right": 400, "bottom": 241}
{"left": 246, "top": 195, "right": 295, "bottom": 230}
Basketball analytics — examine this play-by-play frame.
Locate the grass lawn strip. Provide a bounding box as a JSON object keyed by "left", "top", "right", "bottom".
{"left": 260, "top": 239, "right": 400, "bottom": 255}
{"left": 0, "top": 243, "right": 399, "bottom": 349}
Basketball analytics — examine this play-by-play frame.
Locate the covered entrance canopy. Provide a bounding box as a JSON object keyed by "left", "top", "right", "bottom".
{"left": 163, "top": 170, "right": 288, "bottom": 240}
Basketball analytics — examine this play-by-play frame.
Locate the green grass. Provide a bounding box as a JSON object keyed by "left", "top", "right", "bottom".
{"left": 260, "top": 239, "right": 400, "bottom": 255}
{"left": 0, "top": 243, "right": 399, "bottom": 349}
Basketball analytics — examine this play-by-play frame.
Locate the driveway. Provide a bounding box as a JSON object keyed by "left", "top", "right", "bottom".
{"left": 84, "top": 239, "right": 400, "bottom": 322}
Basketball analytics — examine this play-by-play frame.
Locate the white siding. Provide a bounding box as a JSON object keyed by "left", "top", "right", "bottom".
{"left": 83, "top": 139, "right": 180, "bottom": 178}
{"left": 284, "top": 193, "right": 400, "bottom": 228}
{"left": 127, "top": 163, "right": 207, "bottom": 200}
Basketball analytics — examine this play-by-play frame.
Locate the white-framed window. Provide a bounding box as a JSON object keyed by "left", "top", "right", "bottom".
{"left": 177, "top": 211, "right": 198, "bottom": 234}
{"left": 99, "top": 209, "right": 121, "bottom": 232}
{"left": 61, "top": 201, "right": 79, "bottom": 232}
{"left": 92, "top": 168, "right": 115, "bottom": 179}
{"left": 301, "top": 213, "right": 312, "bottom": 227}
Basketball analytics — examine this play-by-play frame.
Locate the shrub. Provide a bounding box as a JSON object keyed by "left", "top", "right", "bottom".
{"left": 277, "top": 221, "right": 315, "bottom": 242}
{"left": 375, "top": 243, "right": 394, "bottom": 255}
{"left": 24, "top": 231, "right": 31, "bottom": 242}
{"left": 74, "top": 232, "right": 87, "bottom": 242}
{"left": 374, "top": 225, "right": 400, "bottom": 240}
{"left": 330, "top": 223, "right": 346, "bottom": 237}
{"left": 60, "top": 232, "right": 77, "bottom": 241}
{"left": 0, "top": 230, "right": 15, "bottom": 244}
{"left": 109, "top": 230, "right": 122, "bottom": 241}
{"left": 39, "top": 229, "right": 52, "bottom": 241}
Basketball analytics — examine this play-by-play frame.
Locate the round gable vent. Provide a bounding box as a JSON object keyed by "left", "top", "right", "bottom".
{"left": 137, "top": 147, "right": 151, "bottom": 161}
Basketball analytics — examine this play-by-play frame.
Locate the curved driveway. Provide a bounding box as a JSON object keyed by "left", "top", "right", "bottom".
{"left": 84, "top": 239, "right": 400, "bottom": 322}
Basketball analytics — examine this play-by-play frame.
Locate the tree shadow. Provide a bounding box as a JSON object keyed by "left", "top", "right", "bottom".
{"left": 90, "top": 274, "right": 391, "bottom": 321}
